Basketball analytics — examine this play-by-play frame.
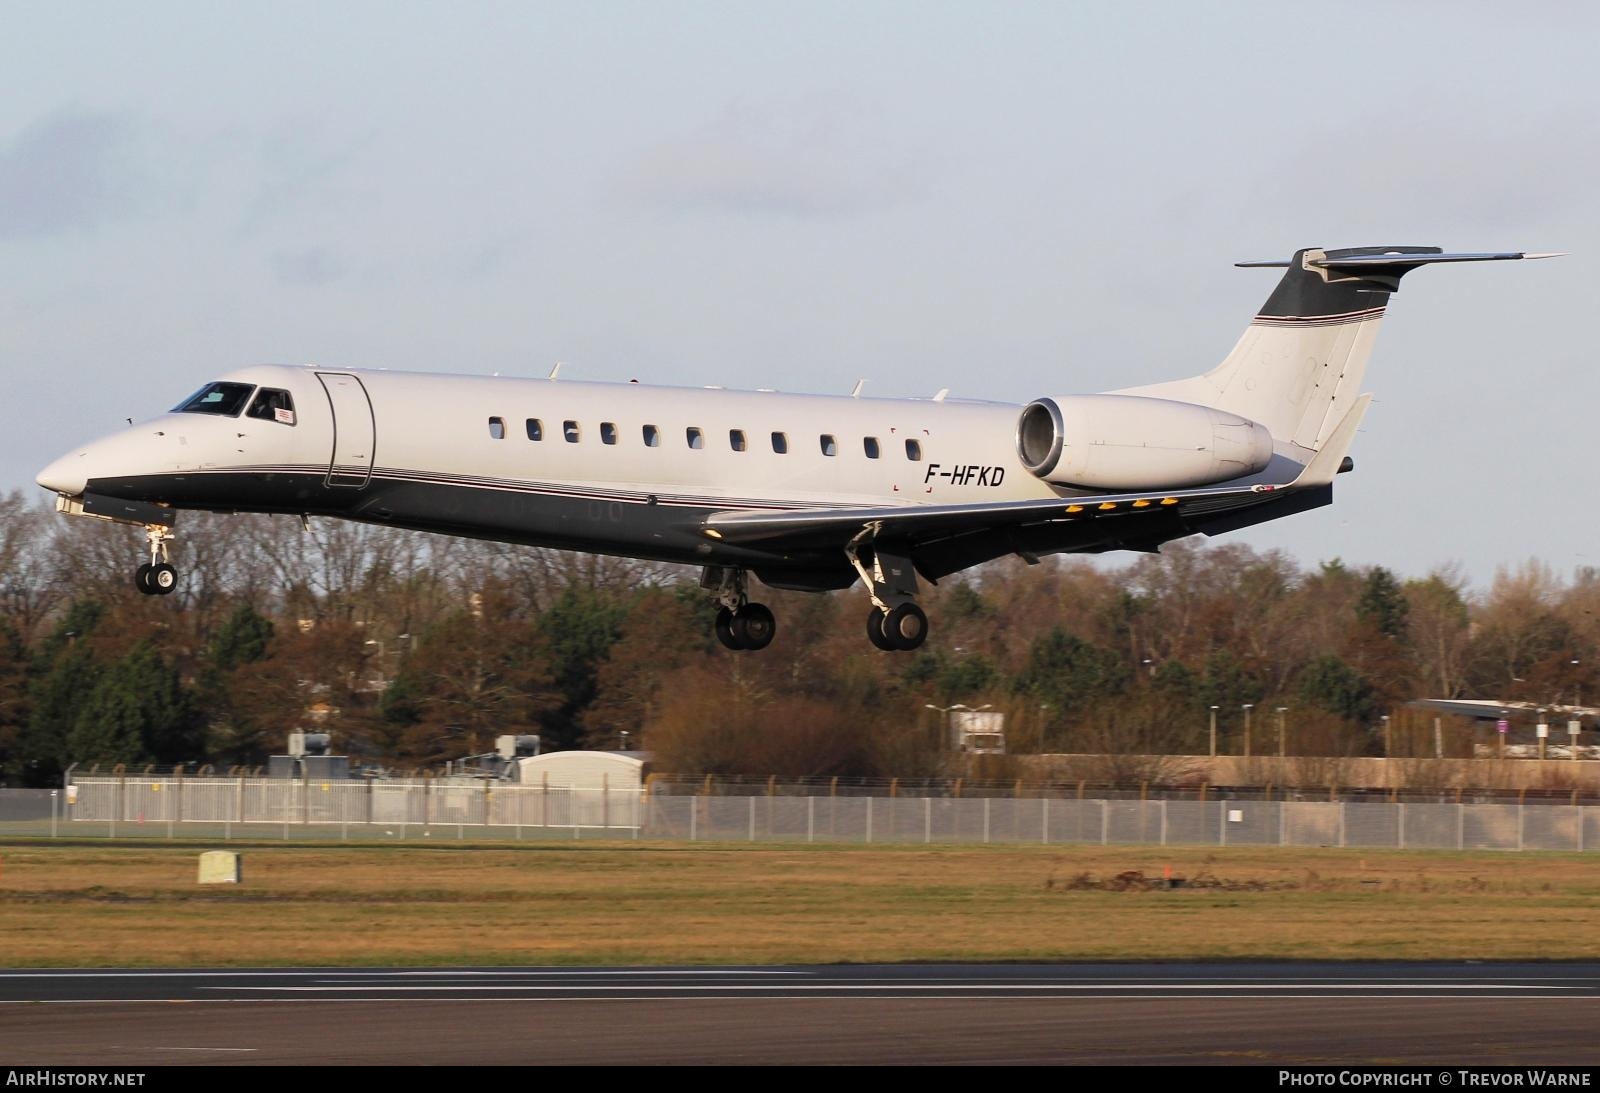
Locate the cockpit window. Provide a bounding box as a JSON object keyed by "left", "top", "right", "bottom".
{"left": 246, "top": 388, "right": 296, "bottom": 425}
{"left": 175, "top": 382, "right": 255, "bottom": 417}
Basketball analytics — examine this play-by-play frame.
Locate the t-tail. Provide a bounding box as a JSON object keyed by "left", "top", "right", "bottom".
{"left": 1120, "top": 245, "right": 1559, "bottom": 470}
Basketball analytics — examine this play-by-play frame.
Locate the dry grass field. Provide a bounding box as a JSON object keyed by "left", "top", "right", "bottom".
{"left": 2, "top": 840, "right": 1598, "bottom": 966}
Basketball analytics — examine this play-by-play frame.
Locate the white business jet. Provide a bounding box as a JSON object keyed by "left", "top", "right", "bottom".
{"left": 36, "top": 246, "right": 1549, "bottom": 652}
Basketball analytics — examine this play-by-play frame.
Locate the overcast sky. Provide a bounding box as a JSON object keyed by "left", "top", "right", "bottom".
{"left": 2, "top": 2, "right": 1593, "bottom": 589}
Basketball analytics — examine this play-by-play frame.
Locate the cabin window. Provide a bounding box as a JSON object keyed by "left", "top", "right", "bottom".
{"left": 246, "top": 388, "right": 296, "bottom": 425}
{"left": 863, "top": 437, "right": 880, "bottom": 459}
{"left": 526, "top": 418, "right": 543, "bottom": 441}
{"left": 643, "top": 424, "right": 660, "bottom": 447}
{"left": 687, "top": 427, "right": 704, "bottom": 450}
{"left": 174, "top": 381, "right": 254, "bottom": 417}
{"left": 730, "top": 429, "right": 746, "bottom": 452}
{"left": 771, "top": 432, "right": 788, "bottom": 454}
{"left": 564, "top": 420, "right": 580, "bottom": 443}
{"left": 905, "top": 439, "right": 923, "bottom": 461}
{"left": 820, "top": 434, "right": 837, "bottom": 457}
{"left": 600, "top": 422, "right": 618, "bottom": 445}
{"left": 488, "top": 417, "right": 506, "bottom": 440}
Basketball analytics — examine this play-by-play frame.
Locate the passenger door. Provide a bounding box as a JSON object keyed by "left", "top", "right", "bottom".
{"left": 316, "top": 372, "right": 375, "bottom": 488}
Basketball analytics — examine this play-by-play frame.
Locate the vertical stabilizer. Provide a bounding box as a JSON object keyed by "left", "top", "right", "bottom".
{"left": 1117, "top": 245, "right": 1551, "bottom": 456}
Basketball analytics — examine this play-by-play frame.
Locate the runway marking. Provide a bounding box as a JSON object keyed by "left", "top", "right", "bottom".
{"left": 111, "top": 1046, "right": 258, "bottom": 1053}
{"left": 207, "top": 983, "right": 1585, "bottom": 993}
{"left": 9, "top": 995, "right": 1600, "bottom": 1005}
{"left": 0, "top": 969, "right": 804, "bottom": 978}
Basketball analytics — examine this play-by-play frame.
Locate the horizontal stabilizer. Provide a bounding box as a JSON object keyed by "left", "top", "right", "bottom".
{"left": 1236, "top": 247, "right": 1561, "bottom": 291}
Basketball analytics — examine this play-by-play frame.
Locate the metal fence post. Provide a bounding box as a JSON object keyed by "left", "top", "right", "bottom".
{"left": 689, "top": 797, "right": 697, "bottom": 842}
{"left": 807, "top": 797, "right": 815, "bottom": 844}
{"left": 1101, "top": 799, "right": 1109, "bottom": 845}
{"left": 1160, "top": 799, "right": 1168, "bottom": 846}
{"left": 1398, "top": 802, "right": 1406, "bottom": 849}
{"left": 1339, "top": 802, "right": 1347, "bottom": 848}
{"left": 866, "top": 797, "right": 873, "bottom": 844}
{"left": 983, "top": 798, "right": 991, "bottom": 844}
{"left": 1518, "top": 804, "right": 1525, "bottom": 852}
{"left": 1582, "top": 805, "right": 1587, "bottom": 853}
{"left": 748, "top": 796, "right": 756, "bottom": 842}
{"left": 1458, "top": 802, "right": 1465, "bottom": 850}
{"left": 925, "top": 797, "right": 931, "bottom": 844}
{"left": 1220, "top": 801, "right": 1228, "bottom": 846}
{"left": 1042, "top": 797, "right": 1049, "bottom": 845}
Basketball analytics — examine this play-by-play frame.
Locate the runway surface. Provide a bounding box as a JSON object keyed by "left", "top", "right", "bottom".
{"left": 4, "top": 963, "right": 1599, "bottom": 1065}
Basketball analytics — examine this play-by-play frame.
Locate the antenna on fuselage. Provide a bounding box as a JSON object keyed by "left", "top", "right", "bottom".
{"left": 548, "top": 362, "right": 563, "bottom": 380}
{"left": 851, "top": 379, "right": 865, "bottom": 398}
{"left": 932, "top": 389, "right": 949, "bottom": 402}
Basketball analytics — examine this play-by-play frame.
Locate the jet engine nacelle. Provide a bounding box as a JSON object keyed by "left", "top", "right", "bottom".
{"left": 1016, "top": 394, "right": 1274, "bottom": 490}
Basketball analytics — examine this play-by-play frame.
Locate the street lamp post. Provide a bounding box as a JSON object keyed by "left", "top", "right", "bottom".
{"left": 1241, "top": 704, "right": 1254, "bottom": 758}
{"left": 1276, "top": 706, "right": 1288, "bottom": 757}
{"left": 1208, "top": 706, "right": 1219, "bottom": 758}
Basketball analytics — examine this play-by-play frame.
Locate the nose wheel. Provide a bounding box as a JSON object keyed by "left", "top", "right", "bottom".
{"left": 135, "top": 525, "right": 178, "bottom": 597}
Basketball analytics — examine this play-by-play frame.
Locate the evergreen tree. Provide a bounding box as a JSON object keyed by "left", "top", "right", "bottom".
{"left": 66, "top": 642, "right": 201, "bottom": 767}
{"left": 1357, "top": 567, "right": 1410, "bottom": 640}
{"left": 536, "top": 587, "right": 627, "bottom": 749}
{"left": 1297, "top": 654, "right": 1376, "bottom": 723}
{"left": 1013, "top": 627, "right": 1130, "bottom": 717}
{"left": 207, "top": 604, "right": 274, "bottom": 671}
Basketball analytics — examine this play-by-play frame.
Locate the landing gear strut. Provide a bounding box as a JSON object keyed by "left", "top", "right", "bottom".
{"left": 135, "top": 524, "right": 178, "bottom": 596}
{"left": 848, "top": 524, "right": 928, "bottom": 652}
{"left": 702, "top": 566, "right": 776, "bottom": 651}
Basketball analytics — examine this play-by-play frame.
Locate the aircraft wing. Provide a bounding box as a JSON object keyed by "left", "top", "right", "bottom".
{"left": 705, "top": 480, "right": 1290, "bottom": 545}
{"left": 703, "top": 395, "right": 1369, "bottom": 552}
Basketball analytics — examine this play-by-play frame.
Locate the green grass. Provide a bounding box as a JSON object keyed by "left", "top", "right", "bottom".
{"left": 2, "top": 840, "right": 1598, "bottom": 966}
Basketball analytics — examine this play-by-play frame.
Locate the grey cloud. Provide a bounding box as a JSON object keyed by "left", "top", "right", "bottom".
{"left": 0, "top": 111, "right": 143, "bottom": 239}
{"left": 269, "top": 247, "right": 345, "bottom": 286}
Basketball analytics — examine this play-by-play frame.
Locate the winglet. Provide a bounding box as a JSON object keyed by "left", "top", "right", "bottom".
{"left": 1294, "top": 394, "right": 1372, "bottom": 488}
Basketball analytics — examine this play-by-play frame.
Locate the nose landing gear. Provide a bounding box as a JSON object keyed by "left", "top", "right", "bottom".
{"left": 135, "top": 524, "right": 178, "bottom": 596}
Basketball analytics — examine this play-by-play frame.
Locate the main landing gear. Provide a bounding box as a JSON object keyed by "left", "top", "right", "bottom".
{"left": 701, "top": 531, "right": 933, "bottom": 653}
{"left": 702, "top": 566, "right": 776, "bottom": 651}
{"left": 848, "top": 524, "right": 928, "bottom": 653}
{"left": 134, "top": 524, "right": 178, "bottom": 596}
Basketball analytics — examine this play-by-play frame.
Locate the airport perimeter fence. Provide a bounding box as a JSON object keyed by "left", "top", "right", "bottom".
{"left": 1, "top": 777, "right": 1600, "bottom": 851}
{"left": 645, "top": 776, "right": 1600, "bottom": 805}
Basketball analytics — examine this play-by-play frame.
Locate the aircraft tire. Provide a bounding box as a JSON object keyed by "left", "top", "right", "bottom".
{"left": 731, "top": 603, "right": 775, "bottom": 651}
{"left": 148, "top": 562, "right": 178, "bottom": 596}
{"left": 885, "top": 602, "right": 928, "bottom": 651}
{"left": 135, "top": 563, "right": 155, "bottom": 595}
{"left": 714, "top": 607, "right": 742, "bottom": 650}
{"left": 866, "top": 607, "right": 897, "bottom": 651}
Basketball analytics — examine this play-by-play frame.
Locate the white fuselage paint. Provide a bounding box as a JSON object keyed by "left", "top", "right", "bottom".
{"left": 40, "top": 364, "right": 1061, "bottom": 512}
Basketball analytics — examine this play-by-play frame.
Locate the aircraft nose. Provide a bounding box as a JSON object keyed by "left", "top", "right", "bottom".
{"left": 37, "top": 450, "right": 89, "bottom": 496}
